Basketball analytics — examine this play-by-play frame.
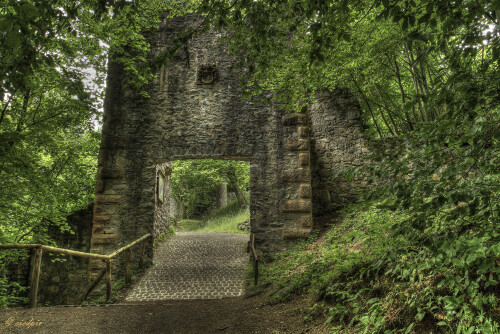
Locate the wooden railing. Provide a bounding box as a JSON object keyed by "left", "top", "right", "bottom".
{"left": 0, "top": 233, "right": 151, "bottom": 307}
{"left": 250, "top": 233, "right": 259, "bottom": 286}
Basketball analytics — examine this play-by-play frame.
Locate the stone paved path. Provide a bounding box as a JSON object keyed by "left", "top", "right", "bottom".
{"left": 125, "top": 232, "right": 249, "bottom": 301}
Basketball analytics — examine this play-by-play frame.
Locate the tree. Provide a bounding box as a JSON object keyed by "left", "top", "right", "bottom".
{"left": 170, "top": 160, "right": 250, "bottom": 218}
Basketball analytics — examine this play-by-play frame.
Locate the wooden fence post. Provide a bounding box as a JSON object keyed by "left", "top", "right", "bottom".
{"left": 139, "top": 240, "right": 146, "bottom": 269}
{"left": 29, "top": 247, "right": 43, "bottom": 308}
{"left": 125, "top": 248, "right": 131, "bottom": 284}
{"left": 105, "top": 260, "right": 111, "bottom": 302}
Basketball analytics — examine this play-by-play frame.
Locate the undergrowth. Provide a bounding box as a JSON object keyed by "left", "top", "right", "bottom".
{"left": 153, "top": 225, "right": 176, "bottom": 247}
{"left": 178, "top": 199, "right": 249, "bottom": 234}
{"left": 260, "top": 201, "right": 500, "bottom": 333}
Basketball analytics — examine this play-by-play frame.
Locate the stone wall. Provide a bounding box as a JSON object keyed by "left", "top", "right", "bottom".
{"left": 89, "top": 13, "right": 368, "bottom": 275}
{"left": 89, "top": 14, "right": 313, "bottom": 274}
{"left": 309, "top": 89, "right": 369, "bottom": 215}
{"left": 0, "top": 205, "right": 93, "bottom": 306}
{"left": 37, "top": 205, "right": 93, "bottom": 305}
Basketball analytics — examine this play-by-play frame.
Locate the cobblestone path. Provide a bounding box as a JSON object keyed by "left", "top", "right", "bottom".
{"left": 125, "top": 232, "right": 249, "bottom": 301}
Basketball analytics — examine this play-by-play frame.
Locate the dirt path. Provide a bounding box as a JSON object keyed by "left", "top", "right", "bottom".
{"left": 0, "top": 296, "right": 330, "bottom": 334}
{"left": 0, "top": 233, "right": 331, "bottom": 333}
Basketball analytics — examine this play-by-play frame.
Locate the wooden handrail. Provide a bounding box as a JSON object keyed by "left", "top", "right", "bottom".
{"left": 107, "top": 234, "right": 151, "bottom": 259}
{"left": 0, "top": 234, "right": 152, "bottom": 260}
{"left": 0, "top": 233, "right": 152, "bottom": 307}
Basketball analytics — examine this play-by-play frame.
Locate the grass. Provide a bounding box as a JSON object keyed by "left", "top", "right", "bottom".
{"left": 257, "top": 201, "right": 500, "bottom": 333}
{"left": 177, "top": 199, "right": 250, "bottom": 234}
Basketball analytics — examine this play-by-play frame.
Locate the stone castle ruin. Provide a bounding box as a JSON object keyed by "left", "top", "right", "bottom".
{"left": 4, "top": 13, "right": 368, "bottom": 307}
{"left": 89, "top": 13, "right": 367, "bottom": 273}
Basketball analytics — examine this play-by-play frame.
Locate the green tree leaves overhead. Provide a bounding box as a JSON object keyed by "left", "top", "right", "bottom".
{"left": 0, "top": 0, "right": 183, "bottom": 244}
{"left": 170, "top": 160, "right": 250, "bottom": 218}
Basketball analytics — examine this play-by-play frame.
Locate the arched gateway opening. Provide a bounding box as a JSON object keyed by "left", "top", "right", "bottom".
{"left": 88, "top": 14, "right": 367, "bottom": 278}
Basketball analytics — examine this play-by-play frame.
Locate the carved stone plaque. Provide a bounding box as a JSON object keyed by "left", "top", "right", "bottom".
{"left": 196, "top": 64, "right": 218, "bottom": 84}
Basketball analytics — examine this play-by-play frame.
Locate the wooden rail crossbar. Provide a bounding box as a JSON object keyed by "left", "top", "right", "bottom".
{"left": 0, "top": 233, "right": 152, "bottom": 308}
{"left": 250, "top": 234, "right": 259, "bottom": 286}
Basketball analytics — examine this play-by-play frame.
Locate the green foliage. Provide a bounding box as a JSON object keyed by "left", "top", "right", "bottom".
{"left": 153, "top": 225, "right": 176, "bottom": 247}
{"left": 0, "top": 249, "right": 29, "bottom": 308}
{"left": 178, "top": 198, "right": 250, "bottom": 234}
{"left": 170, "top": 159, "right": 250, "bottom": 217}
{"left": 0, "top": 276, "right": 27, "bottom": 309}
{"left": 194, "top": 208, "right": 249, "bottom": 234}
{"left": 259, "top": 200, "right": 500, "bottom": 333}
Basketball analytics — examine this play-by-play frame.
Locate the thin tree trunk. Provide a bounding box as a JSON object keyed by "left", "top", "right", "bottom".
{"left": 349, "top": 73, "right": 382, "bottom": 138}
{"left": 404, "top": 46, "right": 426, "bottom": 122}
{"left": 390, "top": 54, "right": 414, "bottom": 130}
{"left": 373, "top": 83, "right": 400, "bottom": 135}
{"left": 367, "top": 88, "right": 395, "bottom": 136}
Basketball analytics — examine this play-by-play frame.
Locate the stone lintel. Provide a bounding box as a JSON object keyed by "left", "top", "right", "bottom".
{"left": 286, "top": 138, "right": 309, "bottom": 151}
{"left": 282, "top": 228, "right": 312, "bottom": 239}
{"left": 282, "top": 113, "right": 307, "bottom": 126}
{"left": 93, "top": 215, "right": 112, "bottom": 224}
{"left": 281, "top": 200, "right": 312, "bottom": 213}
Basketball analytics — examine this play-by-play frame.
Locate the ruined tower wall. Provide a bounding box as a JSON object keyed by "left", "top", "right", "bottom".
{"left": 309, "top": 89, "right": 368, "bottom": 215}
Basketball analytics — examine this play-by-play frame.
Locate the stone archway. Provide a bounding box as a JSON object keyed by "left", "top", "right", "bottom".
{"left": 89, "top": 14, "right": 367, "bottom": 275}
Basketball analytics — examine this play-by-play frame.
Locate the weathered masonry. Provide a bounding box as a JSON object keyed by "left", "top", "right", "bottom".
{"left": 89, "top": 14, "right": 367, "bottom": 272}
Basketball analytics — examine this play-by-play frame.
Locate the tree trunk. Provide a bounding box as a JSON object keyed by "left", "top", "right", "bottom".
{"left": 228, "top": 167, "right": 247, "bottom": 207}
{"left": 216, "top": 183, "right": 228, "bottom": 208}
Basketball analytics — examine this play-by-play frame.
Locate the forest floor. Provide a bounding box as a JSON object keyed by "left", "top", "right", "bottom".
{"left": 0, "top": 292, "right": 331, "bottom": 334}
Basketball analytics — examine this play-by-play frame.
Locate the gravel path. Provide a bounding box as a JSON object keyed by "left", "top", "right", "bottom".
{"left": 125, "top": 232, "right": 249, "bottom": 301}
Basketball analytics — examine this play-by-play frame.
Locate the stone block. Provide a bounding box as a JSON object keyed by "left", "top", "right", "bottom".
{"left": 298, "top": 126, "right": 309, "bottom": 138}
{"left": 282, "top": 228, "right": 312, "bottom": 239}
{"left": 286, "top": 138, "right": 309, "bottom": 151}
{"left": 92, "top": 223, "right": 104, "bottom": 234}
{"left": 300, "top": 215, "right": 313, "bottom": 228}
{"left": 282, "top": 113, "right": 307, "bottom": 126}
{"left": 281, "top": 200, "right": 312, "bottom": 213}
{"left": 100, "top": 135, "right": 130, "bottom": 150}
{"left": 282, "top": 168, "right": 311, "bottom": 183}
{"left": 317, "top": 189, "right": 331, "bottom": 205}
{"left": 99, "top": 167, "right": 125, "bottom": 179}
{"left": 299, "top": 184, "right": 312, "bottom": 198}
{"left": 298, "top": 153, "right": 309, "bottom": 167}
{"left": 91, "top": 233, "right": 118, "bottom": 245}
{"left": 93, "top": 215, "right": 112, "bottom": 224}
{"left": 95, "top": 179, "right": 104, "bottom": 193}
{"left": 94, "top": 194, "right": 121, "bottom": 204}
{"left": 47, "top": 285, "right": 59, "bottom": 294}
